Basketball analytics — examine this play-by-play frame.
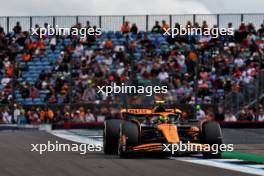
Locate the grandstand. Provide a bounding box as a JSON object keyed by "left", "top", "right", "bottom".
{"left": 0, "top": 14, "right": 264, "bottom": 124}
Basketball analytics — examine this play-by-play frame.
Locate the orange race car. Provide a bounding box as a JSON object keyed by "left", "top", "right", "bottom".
{"left": 103, "top": 102, "right": 223, "bottom": 158}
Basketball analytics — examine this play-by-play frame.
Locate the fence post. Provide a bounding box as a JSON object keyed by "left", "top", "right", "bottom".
{"left": 122, "top": 16, "right": 125, "bottom": 24}
{"left": 169, "top": 14, "right": 172, "bottom": 27}
{"left": 99, "top": 16, "right": 102, "bottom": 28}
{"left": 146, "top": 15, "right": 149, "bottom": 31}
{"left": 53, "top": 16, "right": 56, "bottom": 27}
{"left": 217, "top": 14, "right": 220, "bottom": 27}
{"left": 241, "top": 14, "right": 244, "bottom": 23}
{"left": 193, "top": 14, "right": 196, "bottom": 25}
{"left": 6, "top": 16, "right": 9, "bottom": 33}
{"left": 30, "top": 16, "right": 32, "bottom": 30}
{"left": 76, "top": 16, "right": 79, "bottom": 24}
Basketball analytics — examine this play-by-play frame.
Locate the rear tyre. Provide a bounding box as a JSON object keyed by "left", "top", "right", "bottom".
{"left": 118, "top": 121, "right": 139, "bottom": 158}
{"left": 104, "top": 119, "right": 121, "bottom": 154}
{"left": 201, "top": 121, "right": 223, "bottom": 159}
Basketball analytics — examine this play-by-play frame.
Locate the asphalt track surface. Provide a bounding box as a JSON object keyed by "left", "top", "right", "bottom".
{"left": 0, "top": 130, "right": 259, "bottom": 176}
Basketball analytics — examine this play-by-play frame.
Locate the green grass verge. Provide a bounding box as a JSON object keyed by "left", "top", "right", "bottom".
{"left": 222, "top": 151, "right": 264, "bottom": 164}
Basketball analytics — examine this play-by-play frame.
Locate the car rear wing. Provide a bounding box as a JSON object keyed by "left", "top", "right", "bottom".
{"left": 120, "top": 108, "right": 182, "bottom": 115}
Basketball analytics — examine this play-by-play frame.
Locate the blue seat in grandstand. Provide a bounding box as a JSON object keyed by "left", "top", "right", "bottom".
{"left": 156, "top": 48, "right": 161, "bottom": 55}
{"left": 24, "top": 98, "right": 33, "bottom": 104}
{"left": 16, "top": 94, "right": 21, "bottom": 98}
{"left": 197, "top": 98, "right": 202, "bottom": 104}
{"left": 217, "top": 89, "right": 224, "bottom": 97}
{"left": 115, "top": 31, "right": 122, "bottom": 38}
{"left": 27, "top": 62, "right": 34, "bottom": 66}
{"left": 33, "top": 98, "right": 42, "bottom": 104}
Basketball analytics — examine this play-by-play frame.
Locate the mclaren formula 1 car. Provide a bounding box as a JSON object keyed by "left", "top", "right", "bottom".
{"left": 103, "top": 103, "right": 223, "bottom": 158}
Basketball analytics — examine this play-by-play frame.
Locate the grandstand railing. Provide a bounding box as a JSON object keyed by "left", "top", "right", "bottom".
{"left": 0, "top": 14, "right": 264, "bottom": 32}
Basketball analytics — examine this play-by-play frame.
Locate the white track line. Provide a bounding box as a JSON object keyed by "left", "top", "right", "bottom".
{"left": 47, "top": 130, "right": 103, "bottom": 146}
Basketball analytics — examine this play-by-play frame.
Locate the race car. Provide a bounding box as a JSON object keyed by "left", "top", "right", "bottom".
{"left": 103, "top": 102, "right": 223, "bottom": 158}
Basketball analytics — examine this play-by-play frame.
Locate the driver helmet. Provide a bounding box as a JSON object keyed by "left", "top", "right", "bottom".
{"left": 158, "top": 115, "right": 167, "bottom": 123}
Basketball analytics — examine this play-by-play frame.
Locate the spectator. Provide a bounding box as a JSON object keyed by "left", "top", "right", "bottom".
{"left": 161, "top": 20, "right": 169, "bottom": 31}
{"left": 158, "top": 68, "right": 169, "bottom": 81}
{"left": 258, "top": 108, "right": 264, "bottom": 121}
{"left": 151, "top": 21, "right": 162, "bottom": 33}
{"left": 2, "top": 107, "right": 11, "bottom": 124}
{"left": 86, "top": 109, "right": 95, "bottom": 122}
{"left": 121, "top": 21, "right": 130, "bottom": 33}
{"left": 13, "top": 21, "right": 22, "bottom": 34}
{"left": 20, "top": 82, "right": 30, "bottom": 99}
{"left": 224, "top": 110, "right": 237, "bottom": 121}
{"left": 14, "top": 104, "right": 21, "bottom": 123}
{"left": 246, "top": 108, "right": 256, "bottom": 121}
{"left": 50, "top": 36, "right": 57, "bottom": 52}
{"left": 130, "top": 23, "right": 138, "bottom": 34}
{"left": 104, "top": 37, "right": 113, "bottom": 49}
{"left": 30, "top": 85, "right": 39, "bottom": 100}
{"left": 196, "top": 105, "right": 206, "bottom": 120}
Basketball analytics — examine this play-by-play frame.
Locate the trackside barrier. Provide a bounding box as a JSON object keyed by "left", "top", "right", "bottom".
{"left": 0, "top": 124, "right": 49, "bottom": 130}
{"left": 219, "top": 121, "right": 264, "bottom": 128}
{"left": 51, "top": 122, "right": 104, "bottom": 130}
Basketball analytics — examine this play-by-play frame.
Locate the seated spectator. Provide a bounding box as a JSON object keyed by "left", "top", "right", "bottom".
{"left": 35, "top": 38, "right": 46, "bottom": 57}
{"left": 30, "top": 85, "right": 39, "bottom": 100}
{"left": 104, "top": 37, "right": 113, "bottom": 49}
{"left": 85, "top": 109, "right": 95, "bottom": 122}
{"left": 22, "top": 51, "right": 31, "bottom": 63}
{"left": 196, "top": 105, "right": 206, "bottom": 120}
{"left": 74, "top": 43, "right": 84, "bottom": 57}
{"left": 158, "top": 68, "right": 169, "bottom": 81}
{"left": 2, "top": 107, "right": 11, "bottom": 124}
{"left": 47, "top": 94, "right": 58, "bottom": 104}
{"left": 79, "top": 107, "right": 86, "bottom": 121}
{"left": 50, "top": 36, "right": 57, "bottom": 52}
{"left": 20, "top": 82, "right": 30, "bottom": 99}
{"left": 246, "top": 108, "right": 256, "bottom": 121}
{"left": 258, "top": 108, "right": 264, "bottom": 121}
{"left": 47, "top": 108, "right": 55, "bottom": 122}
{"left": 39, "top": 108, "right": 46, "bottom": 123}
{"left": 224, "top": 111, "right": 237, "bottom": 121}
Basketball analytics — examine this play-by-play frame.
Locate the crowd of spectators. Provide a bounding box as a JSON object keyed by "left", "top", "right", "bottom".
{"left": 0, "top": 18, "right": 264, "bottom": 124}
{"left": 0, "top": 105, "right": 99, "bottom": 124}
